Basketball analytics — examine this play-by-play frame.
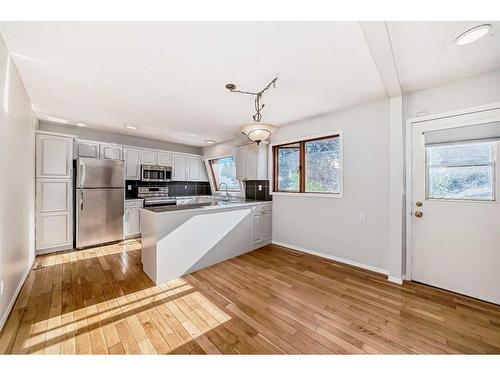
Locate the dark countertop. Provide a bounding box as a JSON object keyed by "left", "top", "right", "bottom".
{"left": 142, "top": 199, "right": 270, "bottom": 214}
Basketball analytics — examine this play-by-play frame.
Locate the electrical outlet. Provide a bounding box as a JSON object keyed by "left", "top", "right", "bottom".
{"left": 184, "top": 185, "right": 187, "bottom": 189}
{"left": 359, "top": 212, "right": 366, "bottom": 223}
{"left": 127, "top": 185, "right": 132, "bottom": 191}
{"left": 0, "top": 280, "right": 4, "bottom": 296}
{"left": 258, "top": 185, "right": 262, "bottom": 191}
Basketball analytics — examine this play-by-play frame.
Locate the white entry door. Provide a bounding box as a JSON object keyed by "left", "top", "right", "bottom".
{"left": 410, "top": 115, "right": 500, "bottom": 305}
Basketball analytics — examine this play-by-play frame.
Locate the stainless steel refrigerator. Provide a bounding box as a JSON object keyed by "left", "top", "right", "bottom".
{"left": 76, "top": 158, "right": 125, "bottom": 248}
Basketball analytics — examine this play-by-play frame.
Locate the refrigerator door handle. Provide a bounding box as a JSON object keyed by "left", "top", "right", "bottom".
{"left": 80, "top": 161, "right": 86, "bottom": 187}
{"left": 80, "top": 189, "right": 84, "bottom": 211}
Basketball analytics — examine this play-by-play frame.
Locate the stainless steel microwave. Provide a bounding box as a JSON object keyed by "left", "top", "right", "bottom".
{"left": 140, "top": 165, "right": 172, "bottom": 182}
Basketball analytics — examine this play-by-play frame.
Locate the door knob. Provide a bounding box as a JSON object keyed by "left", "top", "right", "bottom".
{"left": 415, "top": 211, "right": 423, "bottom": 218}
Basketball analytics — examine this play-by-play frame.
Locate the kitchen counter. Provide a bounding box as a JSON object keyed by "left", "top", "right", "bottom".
{"left": 140, "top": 199, "right": 272, "bottom": 285}
{"left": 143, "top": 198, "right": 270, "bottom": 213}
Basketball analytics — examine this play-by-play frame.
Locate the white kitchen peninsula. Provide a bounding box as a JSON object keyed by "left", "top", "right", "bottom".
{"left": 140, "top": 200, "right": 272, "bottom": 285}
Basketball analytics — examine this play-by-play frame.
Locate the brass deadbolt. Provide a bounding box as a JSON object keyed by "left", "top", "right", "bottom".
{"left": 416, "top": 201, "right": 423, "bottom": 207}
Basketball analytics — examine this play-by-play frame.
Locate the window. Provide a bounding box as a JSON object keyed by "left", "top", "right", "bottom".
{"left": 273, "top": 134, "right": 341, "bottom": 194}
{"left": 208, "top": 156, "right": 240, "bottom": 191}
{"left": 426, "top": 141, "right": 495, "bottom": 201}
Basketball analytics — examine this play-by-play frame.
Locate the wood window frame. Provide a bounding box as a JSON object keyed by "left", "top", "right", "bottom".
{"left": 208, "top": 155, "right": 241, "bottom": 192}
{"left": 272, "top": 132, "right": 342, "bottom": 196}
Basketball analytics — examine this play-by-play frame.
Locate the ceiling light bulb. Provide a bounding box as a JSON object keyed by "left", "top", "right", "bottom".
{"left": 455, "top": 24, "right": 492, "bottom": 46}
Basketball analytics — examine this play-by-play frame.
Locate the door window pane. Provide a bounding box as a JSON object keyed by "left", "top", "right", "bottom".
{"left": 277, "top": 144, "right": 300, "bottom": 192}
{"left": 209, "top": 156, "right": 240, "bottom": 191}
{"left": 428, "top": 142, "right": 493, "bottom": 165}
{"left": 305, "top": 137, "right": 341, "bottom": 193}
{"left": 428, "top": 165, "right": 493, "bottom": 200}
{"left": 427, "top": 142, "right": 495, "bottom": 201}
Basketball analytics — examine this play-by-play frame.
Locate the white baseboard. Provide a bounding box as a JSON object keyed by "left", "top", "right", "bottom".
{"left": 36, "top": 244, "right": 73, "bottom": 255}
{"left": 271, "top": 240, "right": 389, "bottom": 276}
{"left": 387, "top": 275, "right": 404, "bottom": 285}
{"left": 0, "top": 258, "right": 34, "bottom": 332}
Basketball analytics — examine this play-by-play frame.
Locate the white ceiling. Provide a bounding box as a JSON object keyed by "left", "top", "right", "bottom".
{"left": 0, "top": 21, "right": 499, "bottom": 146}
{"left": 388, "top": 21, "right": 500, "bottom": 92}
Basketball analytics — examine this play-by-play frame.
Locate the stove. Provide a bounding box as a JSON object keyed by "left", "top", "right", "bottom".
{"left": 138, "top": 186, "right": 176, "bottom": 207}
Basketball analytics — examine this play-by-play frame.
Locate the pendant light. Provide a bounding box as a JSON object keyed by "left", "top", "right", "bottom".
{"left": 226, "top": 77, "right": 278, "bottom": 145}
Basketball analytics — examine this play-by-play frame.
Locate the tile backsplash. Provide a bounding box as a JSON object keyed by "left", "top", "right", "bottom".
{"left": 125, "top": 180, "right": 211, "bottom": 199}
{"left": 245, "top": 180, "right": 272, "bottom": 201}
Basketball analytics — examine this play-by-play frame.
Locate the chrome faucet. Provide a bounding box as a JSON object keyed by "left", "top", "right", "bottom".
{"left": 218, "top": 183, "right": 230, "bottom": 199}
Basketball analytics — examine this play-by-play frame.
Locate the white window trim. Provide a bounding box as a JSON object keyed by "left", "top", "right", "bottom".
{"left": 205, "top": 154, "right": 244, "bottom": 197}
{"left": 268, "top": 130, "right": 344, "bottom": 199}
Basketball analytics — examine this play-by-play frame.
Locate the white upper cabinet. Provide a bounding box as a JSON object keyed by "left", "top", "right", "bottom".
{"left": 124, "top": 147, "right": 141, "bottom": 180}
{"left": 173, "top": 154, "right": 208, "bottom": 182}
{"left": 235, "top": 143, "right": 268, "bottom": 181}
{"left": 141, "top": 149, "right": 157, "bottom": 165}
{"left": 100, "top": 144, "right": 122, "bottom": 160}
{"left": 74, "top": 140, "right": 100, "bottom": 159}
{"left": 157, "top": 151, "right": 172, "bottom": 167}
{"left": 187, "top": 156, "right": 201, "bottom": 181}
{"left": 36, "top": 134, "right": 73, "bottom": 178}
{"left": 172, "top": 154, "right": 188, "bottom": 181}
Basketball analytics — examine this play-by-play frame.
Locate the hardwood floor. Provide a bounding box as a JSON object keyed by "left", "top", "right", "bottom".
{"left": 1, "top": 239, "right": 499, "bottom": 354}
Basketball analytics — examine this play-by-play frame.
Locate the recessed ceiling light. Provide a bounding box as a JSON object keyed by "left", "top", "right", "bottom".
{"left": 76, "top": 123, "right": 86, "bottom": 127}
{"left": 204, "top": 139, "right": 216, "bottom": 144}
{"left": 46, "top": 115, "right": 69, "bottom": 124}
{"left": 124, "top": 124, "right": 139, "bottom": 130}
{"left": 455, "top": 24, "right": 492, "bottom": 46}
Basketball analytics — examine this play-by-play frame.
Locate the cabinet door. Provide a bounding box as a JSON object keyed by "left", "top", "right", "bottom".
{"left": 36, "top": 179, "right": 72, "bottom": 250}
{"left": 172, "top": 154, "right": 187, "bottom": 181}
{"left": 235, "top": 146, "right": 246, "bottom": 181}
{"left": 125, "top": 208, "right": 140, "bottom": 236}
{"left": 158, "top": 152, "right": 172, "bottom": 167}
{"left": 36, "top": 134, "right": 73, "bottom": 178}
{"left": 187, "top": 157, "right": 201, "bottom": 181}
{"left": 253, "top": 213, "right": 263, "bottom": 243}
{"left": 100, "top": 144, "right": 122, "bottom": 160}
{"left": 200, "top": 159, "right": 209, "bottom": 182}
{"left": 74, "top": 140, "right": 100, "bottom": 159}
{"left": 245, "top": 145, "right": 258, "bottom": 180}
{"left": 262, "top": 211, "right": 272, "bottom": 241}
{"left": 141, "top": 150, "right": 157, "bottom": 165}
{"left": 124, "top": 148, "right": 141, "bottom": 180}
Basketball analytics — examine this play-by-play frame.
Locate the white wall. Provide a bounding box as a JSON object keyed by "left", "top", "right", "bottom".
{"left": 404, "top": 68, "right": 500, "bottom": 119}
{"left": 269, "top": 68, "right": 500, "bottom": 277}
{"left": 271, "top": 99, "right": 391, "bottom": 272}
{"left": 0, "top": 36, "right": 35, "bottom": 330}
{"left": 39, "top": 121, "right": 203, "bottom": 155}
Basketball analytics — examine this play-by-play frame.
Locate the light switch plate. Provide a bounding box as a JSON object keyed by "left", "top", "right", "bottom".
{"left": 258, "top": 185, "right": 262, "bottom": 191}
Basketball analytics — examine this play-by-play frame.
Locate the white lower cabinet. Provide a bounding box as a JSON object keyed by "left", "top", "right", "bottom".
{"left": 124, "top": 200, "right": 143, "bottom": 238}
{"left": 252, "top": 203, "right": 272, "bottom": 245}
{"left": 35, "top": 179, "right": 73, "bottom": 251}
